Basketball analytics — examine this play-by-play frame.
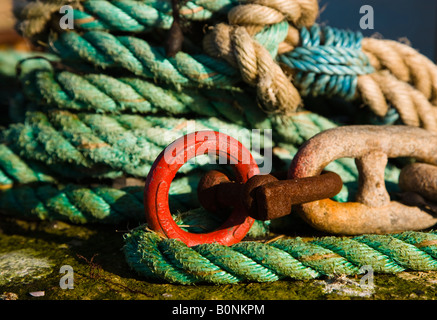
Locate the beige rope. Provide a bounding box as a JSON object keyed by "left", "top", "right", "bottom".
{"left": 362, "top": 38, "right": 437, "bottom": 103}
{"left": 356, "top": 74, "right": 389, "bottom": 117}
{"left": 14, "top": 0, "right": 82, "bottom": 40}
{"left": 356, "top": 39, "right": 437, "bottom": 131}
{"left": 205, "top": 0, "right": 437, "bottom": 128}
{"left": 203, "top": 0, "right": 319, "bottom": 114}
{"left": 363, "top": 71, "right": 437, "bottom": 132}
{"left": 204, "top": 23, "right": 302, "bottom": 114}
{"left": 228, "top": 0, "right": 318, "bottom": 28}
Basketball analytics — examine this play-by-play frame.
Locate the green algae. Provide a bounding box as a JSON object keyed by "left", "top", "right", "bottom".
{"left": 0, "top": 249, "right": 54, "bottom": 285}
{"left": 1, "top": 216, "right": 437, "bottom": 300}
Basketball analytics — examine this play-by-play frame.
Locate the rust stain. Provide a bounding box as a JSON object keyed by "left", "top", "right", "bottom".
{"left": 299, "top": 253, "right": 340, "bottom": 262}
{"left": 79, "top": 141, "right": 110, "bottom": 149}
{"left": 74, "top": 17, "right": 97, "bottom": 25}
{"left": 179, "top": 6, "right": 204, "bottom": 15}
{"left": 0, "top": 184, "right": 13, "bottom": 190}
{"left": 415, "top": 240, "right": 437, "bottom": 248}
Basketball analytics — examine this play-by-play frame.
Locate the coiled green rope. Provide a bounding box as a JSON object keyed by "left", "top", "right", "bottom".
{"left": 0, "top": 177, "right": 271, "bottom": 234}
{"left": 0, "top": 107, "right": 401, "bottom": 198}
{"left": 51, "top": 30, "right": 241, "bottom": 88}
{"left": 14, "top": 0, "right": 238, "bottom": 39}
{"left": 50, "top": 21, "right": 372, "bottom": 101}
{"left": 71, "top": 0, "right": 236, "bottom": 32}
{"left": 1, "top": 110, "right": 260, "bottom": 179}
{"left": 123, "top": 229, "right": 437, "bottom": 284}
{"left": 17, "top": 57, "right": 268, "bottom": 128}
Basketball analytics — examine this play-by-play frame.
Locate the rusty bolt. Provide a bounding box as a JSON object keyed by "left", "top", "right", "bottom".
{"left": 251, "top": 171, "right": 343, "bottom": 220}
{"left": 197, "top": 169, "right": 343, "bottom": 221}
{"left": 197, "top": 170, "right": 242, "bottom": 214}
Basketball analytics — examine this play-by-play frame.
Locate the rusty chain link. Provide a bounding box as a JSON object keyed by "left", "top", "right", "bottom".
{"left": 197, "top": 125, "right": 437, "bottom": 235}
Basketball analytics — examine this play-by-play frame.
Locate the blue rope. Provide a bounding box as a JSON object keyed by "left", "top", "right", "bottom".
{"left": 279, "top": 24, "right": 374, "bottom": 101}
{"left": 369, "top": 108, "right": 400, "bottom": 125}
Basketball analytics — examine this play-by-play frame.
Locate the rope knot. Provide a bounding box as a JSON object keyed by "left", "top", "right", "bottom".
{"left": 227, "top": 0, "right": 319, "bottom": 29}
{"left": 204, "top": 22, "right": 302, "bottom": 114}
{"left": 202, "top": 0, "right": 319, "bottom": 114}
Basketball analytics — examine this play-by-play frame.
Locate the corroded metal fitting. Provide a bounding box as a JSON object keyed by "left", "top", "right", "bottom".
{"left": 289, "top": 125, "right": 437, "bottom": 235}
{"left": 399, "top": 163, "right": 437, "bottom": 202}
{"left": 197, "top": 169, "right": 342, "bottom": 221}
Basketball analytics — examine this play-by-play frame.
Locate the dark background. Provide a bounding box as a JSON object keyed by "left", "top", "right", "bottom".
{"left": 318, "top": 0, "right": 437, "bottom": 62}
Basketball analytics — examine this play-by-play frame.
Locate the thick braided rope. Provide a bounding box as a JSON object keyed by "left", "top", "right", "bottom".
{"left": 0, "top": 82, "right": 402, "bottom": 204}
{"left": 71, "top": 0, "right": 237, "bottom": 32}
{"left": 0, "top": 177, "right": 271, "bottom": 236}
{"left": 31, "top": 0, "right": 315, "bottom": 114}
{"left": 0, "top": 182, "right": 146, "bottom": 224}
{"left": 0, "top": 107, "right": 400, "bottom": 194}
{"left": 48, "top": 18, "right": 292, "bottom": 101}
{"left": 0, "top": 107, "right": 402, "bottom": 225}
{"left": 25, "top": 36, "right": 436, "bottom": 132}
{"left": 276, "top": 21, "right": 437, "bottom": 113}
{"left": 0, "top": 144, "right": 58, "bottom": 188}
{"left": 0, "top": 111, "right": 403, "bottom": 225}
{"left": 0, "top": 109, "right": 293, "bottom": 182}
{"left": 50, "top": 30, "right": 240, "bottom": 90}
{"left": 17, "top": 57, "right": 269, "bottom": 129}
{"left": 123, "top": 228, "right": 437, "bottom": 284}
{"left": 13, "top": 0, "right": 237, "bottom": 39}
{"left": 202, "top": 0, "right": 319, "bottom": 114}
{"left": 200, "top": 0, "right": 437, "bottom": 128}
{"left": 1, "top": 110, "right": 263, "bottom": 179}
{"left": 37, "top": 26, "right": 437, "bottom": 130}
{"left": 362, "top": 38, "right": 437, "bottom": 106}
{"left": 14, "top": 0, "right": 437, "bottom": 130}
{"left": 14, "top": 0, "right": 318, "bottom": 38}
{"left": 279, "top": 24, "right": 374, "bottom": 101}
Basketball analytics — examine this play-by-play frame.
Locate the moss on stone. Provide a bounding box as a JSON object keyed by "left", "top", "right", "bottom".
{"left": 1, "top": 216, "right": 437, "bottom": 300}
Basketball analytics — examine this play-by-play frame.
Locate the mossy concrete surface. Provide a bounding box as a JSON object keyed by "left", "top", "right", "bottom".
{"left": 1, "top": 216, "right": 437, "bottom": 300}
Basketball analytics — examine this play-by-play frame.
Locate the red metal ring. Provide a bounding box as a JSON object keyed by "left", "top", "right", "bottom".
{"left": 144, "top": 131, "right": 260, "bottom": 246}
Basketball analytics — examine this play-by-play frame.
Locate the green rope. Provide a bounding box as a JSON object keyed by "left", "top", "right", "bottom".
{"left": 0, "top": 105, "right": 402, "bottom": 206}
{"left": 14, "top": 0, "right": 238, "bottom": 40}
{"left": 0, "top": 183, "right": 144, "bottom": 224}
{"left": 1, "top": 110, "right": 260, "bottom": 179}
{"left": 0, "top": 181, "right": 270, "bottom": 236}
{"left": 47, "top": 22, "right": 376, "bottom": 111}
{"left": 0, "top": 108, "right": 401, "bottom": 200}
{"left": 72, "top": 0, "right": 236, "bottom": 32}
{"left": 49, "top": 20, "right": 289, "bottom": 90}
{"left": 17, "top": 57, "right": 269, "bottom": 129}
{"left": 123, "top": 229, "right": 437, "bottom": 284}
{"left": 0, "top": 144, "right": 57, "bottom": 186}
{"left": 6, "top": 0, "right": 437, "bottom": 287}
{"left": 51, "top": 30, "right": 240, "bottom": 89}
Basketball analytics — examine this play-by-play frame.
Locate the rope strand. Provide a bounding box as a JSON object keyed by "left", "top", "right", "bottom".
{"left": 123, "top": 229, "right": 437, "bottom": 284}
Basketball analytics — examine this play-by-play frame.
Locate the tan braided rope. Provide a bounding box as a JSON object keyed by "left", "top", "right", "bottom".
{"left": 203, "top": 0, "right": 320, "bottom": 115}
